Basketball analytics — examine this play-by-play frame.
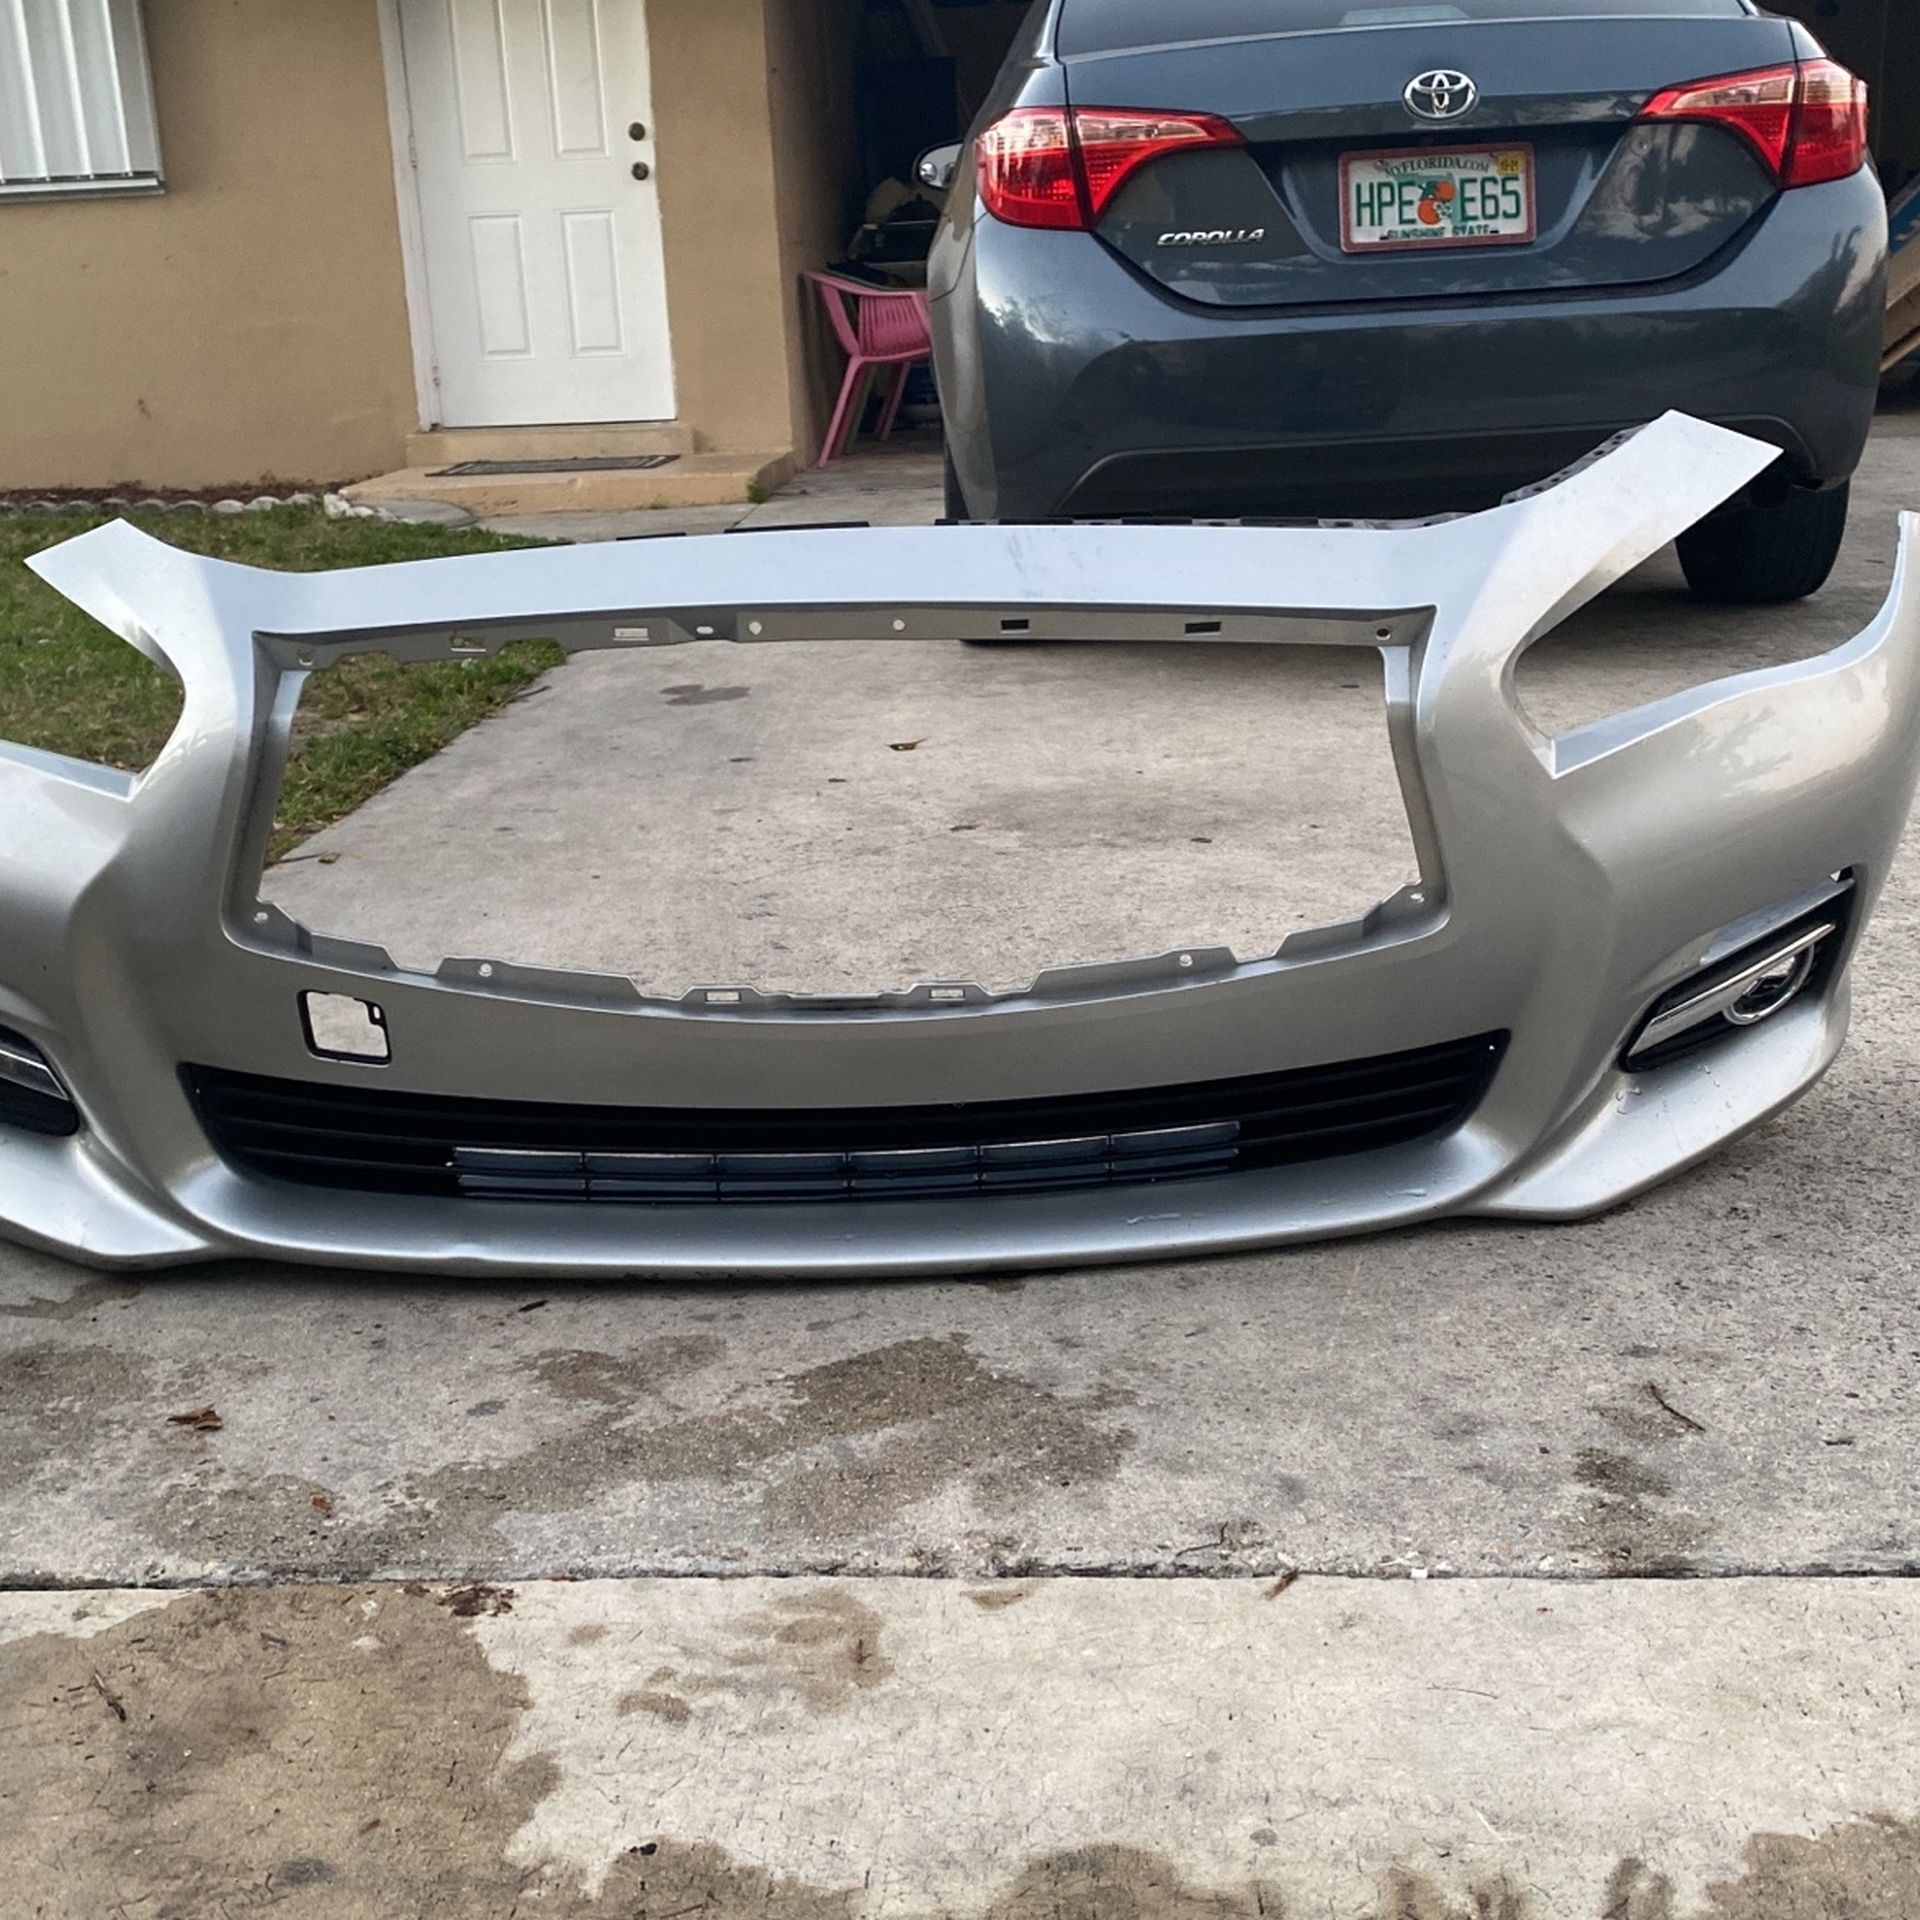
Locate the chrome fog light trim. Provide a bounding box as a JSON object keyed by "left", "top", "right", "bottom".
{"left": 1627, "top": 921, "right": 1841, "bottom": 1068}
{"left": 0, "top": 1027, "right": 79, "bottom": 1138}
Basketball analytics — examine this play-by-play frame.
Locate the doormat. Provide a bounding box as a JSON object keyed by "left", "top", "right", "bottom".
{"left": 428, "top": 454, "right": 681, "bottom": 477}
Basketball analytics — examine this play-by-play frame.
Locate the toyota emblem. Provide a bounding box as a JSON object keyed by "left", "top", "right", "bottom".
{"left": 1404, "top": 69, "right": 1479, "bottom": 121}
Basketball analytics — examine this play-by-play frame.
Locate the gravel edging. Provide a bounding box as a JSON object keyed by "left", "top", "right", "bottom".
{"left": 0, "top": 490, "right": 468, "bottom": 526}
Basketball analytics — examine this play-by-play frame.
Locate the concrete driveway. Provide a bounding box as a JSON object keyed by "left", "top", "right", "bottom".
{"left": 6, "top": 419, "right": 1920, "bottom": 1916}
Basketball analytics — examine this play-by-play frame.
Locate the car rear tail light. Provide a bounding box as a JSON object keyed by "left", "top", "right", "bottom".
{"left": 1792, "top": 60, "right": 1874, "bottom": 187}
{"left": 976, "top": 106, "right": 1242, "bottom": 230}
{"left": 1641, "top": 58, "right": 1868, "bottom": 189}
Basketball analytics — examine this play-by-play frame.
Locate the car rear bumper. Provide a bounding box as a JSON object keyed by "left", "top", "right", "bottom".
{"left": 935, "top": 172, "right": 1885, "bottom": 520}
{"left": 3, "top": 416, "right": 1916, "bottom": 1275}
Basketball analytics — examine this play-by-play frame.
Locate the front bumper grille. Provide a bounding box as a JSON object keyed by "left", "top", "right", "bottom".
{"left": 186, "top": 1033, "right": 1507, "bottom": 1206}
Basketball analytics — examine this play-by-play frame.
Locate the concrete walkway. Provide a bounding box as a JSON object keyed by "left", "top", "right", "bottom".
{"left": 6, "top": 419, "right": 1920, "bottom": 1914}
{"left": 5, "top": 1576, "right": 1918, "bottom": 1917}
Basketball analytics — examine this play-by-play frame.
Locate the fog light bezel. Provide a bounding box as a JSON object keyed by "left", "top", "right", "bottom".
{"left": 0, "top": 1025, "right": 81, "bottom": 1138}
{"left": 1622, "top": 883, "right": 1854, "bottom": 1074}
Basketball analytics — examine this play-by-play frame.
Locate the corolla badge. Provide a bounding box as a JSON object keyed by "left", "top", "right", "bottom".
{"left": 1157, "top": 227, "right": 1267, "bottom": 247}
{"left": 1404, "top": 69, "right": 1478, "bottom": 120}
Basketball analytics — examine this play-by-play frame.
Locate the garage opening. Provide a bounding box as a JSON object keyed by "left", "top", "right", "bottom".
{"left": 777, "top": 0, "right": 1035, "bottom": 455}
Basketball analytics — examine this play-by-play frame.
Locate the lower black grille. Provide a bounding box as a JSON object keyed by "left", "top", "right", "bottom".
{"left": 186, "top": 1033, "right": 1506, "bottom": 1206}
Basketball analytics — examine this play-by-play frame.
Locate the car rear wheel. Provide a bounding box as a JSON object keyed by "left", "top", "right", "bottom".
{"left": 943, "top": 441, "right": 970, "bottom": 523}
{"left": 1677, "top": 483, "right": 1850, "bottom": 606}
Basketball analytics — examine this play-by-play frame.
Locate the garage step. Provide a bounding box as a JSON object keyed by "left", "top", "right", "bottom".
{"left": 402, "top": 422, "right": 697, "bottom": 468}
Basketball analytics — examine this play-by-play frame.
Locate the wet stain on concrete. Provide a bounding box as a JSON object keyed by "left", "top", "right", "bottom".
{"left": 0, "top": 1586, "right": 561, "bottom": 1916}
{"left": 974, "top": 1845, "right": 1289, "bottom": 1916}
{"left": 661, "top": 683, "right": 751, "bottom": 706}
{"left": 1561, "top": 1448, "right": 1711, "bottom": 1574}
{"left": 0, "top": 1342, "right": 155, "bottom": 1496}
{"left": 621, "top": 1587, "right": 896, "bottom": 1725}
{"left": 585, "top": 1842, "right": 1297, "bottom": 1920}
{"left": 747, "top": 1336, "right": 1135, "bottom": 1540}
{"left": 618, "top": 1685, "right": 693, "bottom": 1726}
{"left": 692, "top": 1586, "right": 894, "bottom": 1715}
{"left": 529, "top": 1336, "right": 729, "bottom": 1405}
{"left": 589, "top": 1839, "right": 869, "bottom": 1918}
{"left": 1371, "top": 1868, "right": 1534, "bottom": 1918}
{"left": 1605, "top": 1817, "right": 1920, "bottom": 1917}
{"left": 149, "top": 1469, "right": 347, "bottom": 1569}
{"left": 5, "top": 1590, "right": 1915, "bottom": 1919}
{"left": 967, "top": 1583, "right": 1036, "bottom": 1611}
{"left": 146, "top": 1333, "right": 1133, "bottom": 1575}
{"left": 0, "top": 1276, "right": 143, "bottom": 1321}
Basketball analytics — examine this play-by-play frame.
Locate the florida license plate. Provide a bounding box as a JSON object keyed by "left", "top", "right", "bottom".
{"left": 1339, "top": 145, "right": 1536, "bottom": 253}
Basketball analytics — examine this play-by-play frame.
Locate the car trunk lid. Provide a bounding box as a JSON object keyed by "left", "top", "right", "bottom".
{"left": 1059, "top": 6, "right": 1801, "bottom": 308}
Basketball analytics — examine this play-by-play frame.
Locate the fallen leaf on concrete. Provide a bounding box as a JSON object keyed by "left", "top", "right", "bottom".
{"left": 888, "top": 739, "right": 927, "bottom": 752}
{"left": 1265, "top": 1570, "right": 1300, "bottom": 1599}
{"left": 310, "top": 1494, "right": 334, "bottom": 1516}
{"left": 437, "top": 1583, "right": 516, "bottom": 1619}
{"left": 517, "top": 1298, "right": 548, "bottom": 1314}
{"left": 166, "top": 1404, "right": 223, "bottom": 1432}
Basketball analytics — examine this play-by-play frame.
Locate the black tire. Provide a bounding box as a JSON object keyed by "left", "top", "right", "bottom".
{"left": 1676, "top": 481, "right": 1850, "bottom": 606}
{"left": 943, "top": 440, "right": 970, "bottom": 523}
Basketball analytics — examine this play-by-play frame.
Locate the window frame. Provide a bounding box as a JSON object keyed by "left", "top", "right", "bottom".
{"left": 0, "top": 0, "right": 164, "bottom": 202}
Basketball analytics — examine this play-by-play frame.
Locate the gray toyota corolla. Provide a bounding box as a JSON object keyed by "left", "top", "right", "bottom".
{"left": 928, "top": 0, "right": 1886, "bottom": 602}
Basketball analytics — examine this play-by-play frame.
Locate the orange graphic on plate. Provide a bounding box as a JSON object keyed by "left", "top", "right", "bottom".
{"left": 1417, "top": 178, "right": 1458, "bottom": 227}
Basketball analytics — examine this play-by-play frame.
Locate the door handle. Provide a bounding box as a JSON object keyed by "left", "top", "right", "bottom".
{"left": 628, "top": 121, "right": 647, "bottom": 141}
{"left": 631, "top": 161, "right": 652, "bottom": 181}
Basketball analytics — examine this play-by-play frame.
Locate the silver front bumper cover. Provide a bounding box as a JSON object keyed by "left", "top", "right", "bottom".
{"left": 3, "top": 413, "right": 1917, "bottom": 1276}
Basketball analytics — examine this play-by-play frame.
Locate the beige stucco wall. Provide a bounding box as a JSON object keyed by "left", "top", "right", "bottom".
{"left": 0, "top": 0, "right": 418, "bottom": 493}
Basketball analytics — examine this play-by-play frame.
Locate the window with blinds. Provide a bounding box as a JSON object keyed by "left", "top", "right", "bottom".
{"left": 0, "top": 0, "right": 161, "bottom": 197}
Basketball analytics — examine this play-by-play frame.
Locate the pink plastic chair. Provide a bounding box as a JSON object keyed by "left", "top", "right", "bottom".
{"left": 805, "top": 271, "right": 934, "bottom": 465}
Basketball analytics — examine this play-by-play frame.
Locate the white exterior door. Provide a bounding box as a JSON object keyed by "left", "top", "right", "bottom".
{"left": 397, "top": 0, "right": 675, "bottom": 427}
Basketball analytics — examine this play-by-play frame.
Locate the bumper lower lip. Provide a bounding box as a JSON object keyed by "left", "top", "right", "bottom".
{"left": 2, "top": 412, "right": 1917, "bottom": 1276}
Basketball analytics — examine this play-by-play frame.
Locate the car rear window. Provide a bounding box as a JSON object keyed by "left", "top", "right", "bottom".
{"left": 1057, "top": 0, "right": 1749, "bottom": 58}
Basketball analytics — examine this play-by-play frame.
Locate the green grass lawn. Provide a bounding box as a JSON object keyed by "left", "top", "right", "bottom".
{"left": 0, "top": 507, "right": 562, "bottom": 858}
